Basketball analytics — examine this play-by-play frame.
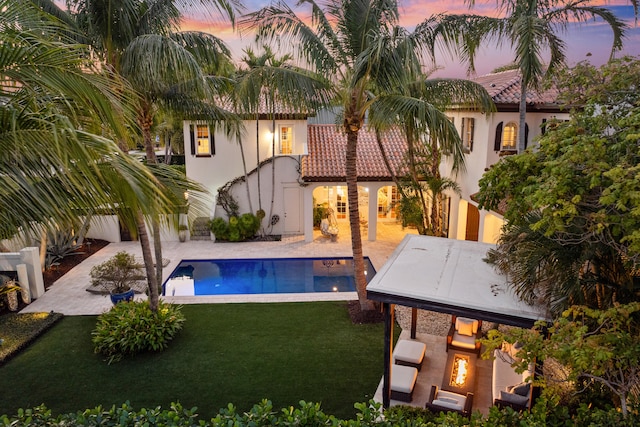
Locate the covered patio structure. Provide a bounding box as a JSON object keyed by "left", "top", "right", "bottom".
{"left": 366, "top": 234, "right": 550, "bottom": 409}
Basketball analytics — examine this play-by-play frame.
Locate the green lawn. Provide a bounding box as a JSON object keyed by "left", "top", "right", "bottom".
{"left": 0, "top": 302, "right": 392, "bottom": 420}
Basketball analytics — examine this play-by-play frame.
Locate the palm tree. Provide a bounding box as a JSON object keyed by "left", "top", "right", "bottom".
{"left": 235, "top": 45, "right": 330, "bottom": 233}
{"left": 39, "top": 0, "right": 239, "bottom": 306}
{"left": 370, "top": 76, "right": 494, "bottom": 236}
{"left": 1, "top": 0, "right": 200, "bottom": 289}
{"left": 464, "top": 0, "right": 628, "bottom": 153}
{"left": 242, "top": 0, "right": 488, "bottom": 311}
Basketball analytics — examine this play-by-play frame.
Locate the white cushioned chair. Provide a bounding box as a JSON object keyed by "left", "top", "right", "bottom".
{"left": 446, "top": 315, "right": 482, "bottom": 356}
{"left": 425, "top": 385, "right": 473, "bottom": 417}
{"left": 492, "top": 347, "right": 535, "bottom": 410}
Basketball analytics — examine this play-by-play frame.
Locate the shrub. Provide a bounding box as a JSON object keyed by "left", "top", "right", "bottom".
{"left": 210, "top": 213, "right": 260, "bottom": 242}
{"left": 209, "top": 217, "right": 229, "bottom": 240}
{"left": 238, "top": 213, "right": 260, "bottom": 239}
{"left": 0, "top": 400, "right": 638, "bottom": 426}
{"left": 92, "top": 301, "right": 185, "bottom": 364}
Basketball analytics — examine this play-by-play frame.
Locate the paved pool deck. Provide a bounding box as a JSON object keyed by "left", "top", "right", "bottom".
{"left": 21, "top": 224, "right": 416, "bottom": 315}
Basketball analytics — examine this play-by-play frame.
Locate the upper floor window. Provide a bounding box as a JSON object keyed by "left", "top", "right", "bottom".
{"left": 502, "top": 122, "right": 517, "bottom": 151}
{"left": 494, "top": 121, "right": 529, "bottom": 153}
{"left": 279, "top": 125, "right": 293, "bottom": 154}
{"left": 461, "top": 117, "right": 475, "bottom": 153}
{"left": 190, "top": 124, "right": 214, "bottom": 157}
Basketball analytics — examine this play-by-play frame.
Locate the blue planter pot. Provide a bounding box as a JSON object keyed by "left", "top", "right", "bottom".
{"left": 109, "top": 289, "right": 135, "bottom": 305}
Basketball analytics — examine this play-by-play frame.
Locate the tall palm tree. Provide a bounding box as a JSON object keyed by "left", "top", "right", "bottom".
{"left": 235, "top": 45, "right": 330, "bottom": 233}
{"left": 1, "top": 0, "right": 200, "bottom": 285}
{"left": 370, "top": 76, "right": 494, "bottom": 236}
{"left": 465, "top": 0, "right": 628, "bottom": 153}
{"left": 242, "top": 0, "right": 487, "bottom": 311}
{"left": 39, "top": 0, "right": 239, "bottom": 306}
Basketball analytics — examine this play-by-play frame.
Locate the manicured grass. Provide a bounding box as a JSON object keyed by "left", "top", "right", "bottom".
{"left": 0, "top": 302, "right": 392, "bottom": 420}
{"left": 0, "top": 312, "right": 63, "bottom": 363}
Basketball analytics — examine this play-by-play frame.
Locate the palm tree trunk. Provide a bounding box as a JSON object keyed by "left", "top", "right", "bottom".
{"left": 518, "top": 76, "right": 527, "bottom": 154}
{"left": 140, "top": 102, "right": 162, "bottom": 311}
{"left": 375, "top": 129, "right": 407, "bottom": 198}
{"left": 238, "top": 134, "right": 253, "bottom": 213}
{"left": 137, "top": 211, "right": 159, "bottom": 311}
{"left": 268, "top": 98, "right": 276, "bottom": 233}
{"left": 256, "top": 114, "right": 262, "bottom": 212}
{"left": 152, "top": 216, "right": 163, "bottom": 291}
{"left": 405, "top": 126, "right": 429, "bottom": 234}
{"left": 140, "top": 104, "right": 157, "bottom": 163}
{"left": 345, "top": 102, "right": 375, "bottom": 312}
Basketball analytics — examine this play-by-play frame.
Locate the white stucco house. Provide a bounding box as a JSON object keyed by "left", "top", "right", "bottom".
{"left": 182, "top": 69, "right": 569, "bottom": 243}
{"left": 442, "top": 69, "right": 569, "bottom": 244}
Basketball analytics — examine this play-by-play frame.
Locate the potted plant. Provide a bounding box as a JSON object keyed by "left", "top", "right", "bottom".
{"left": 178, "top": 224, "right": 188, "bottom": 242}
{"left": 90, "top": 251, "right": 146, "bottom": 304}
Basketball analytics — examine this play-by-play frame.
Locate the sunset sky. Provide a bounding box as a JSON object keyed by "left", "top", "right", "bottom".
{"left": 51, "top": 0, "right": 639, "bottom": 78}
{"left": 181, "top": 0, "right": 639, "bottom": 78}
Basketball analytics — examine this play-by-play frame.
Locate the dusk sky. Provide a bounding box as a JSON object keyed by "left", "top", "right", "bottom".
{"left": 51, "top": 0, "right": 639, "bottom": 78}
{"left": 180, "top": 0, "right": 640, "bottom": 78}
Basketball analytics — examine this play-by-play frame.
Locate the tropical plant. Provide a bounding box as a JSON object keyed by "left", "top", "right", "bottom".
{"left": 1, "top": 0, "right": 198, "bottom": 296}
{"left": 89, "top": 252, "right": 146, "bottom": 295}
{"left": 482, "top": 303, "right": 640, "bottom": 418}
{"left": 92, "top": 300, "right": 186, "bottom": 364}
{"left": 209, "top": 213, "right": 260, "bottom": 241}
{"left": 39, "top": 0, "right": 239, "bottom": 310}
{"left": 235, "top": 45, "right": 331, "bottom": 234}
{"left": 477, "top": 59, "right": 640, "bottom": 315}
{"left": 463, "top": 0, "right": 630, "bottom": 153}
{"left": 242, "top": 0, "right": 496, "bottom": 311}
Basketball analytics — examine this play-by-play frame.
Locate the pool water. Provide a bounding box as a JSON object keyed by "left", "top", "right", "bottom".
{"left": 163, "top": 257, "right": 375, "bottom": 296}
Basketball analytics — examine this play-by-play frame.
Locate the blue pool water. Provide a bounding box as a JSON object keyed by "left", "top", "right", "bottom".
{"left": 163, "top": 257, "right": 375, "bottom": 296}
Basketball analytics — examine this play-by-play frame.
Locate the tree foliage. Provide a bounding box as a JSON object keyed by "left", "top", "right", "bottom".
{"left": 477, "top": 58, "right": 640, "bottom": 315}
{"left": 482, "top": 302, "right": 640, "bottom": 417}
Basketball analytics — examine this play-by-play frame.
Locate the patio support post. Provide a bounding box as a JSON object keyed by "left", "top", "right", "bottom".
{"left": 382, "top": 302, "right": 394, "bottom": 409}
{"left": 411, "top": 307, "right": 417, "bottom": 339}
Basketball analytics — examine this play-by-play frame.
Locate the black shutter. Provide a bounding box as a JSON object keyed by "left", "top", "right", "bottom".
{"left": 469, "top": 118, "right": 475, "bottom": 152}
{"left": 189, "top": 124, "right": 195, "bottom": 155}
{"left": 209, "top": 128, "right": 215, "bottom": 155}
{"left": 494, "top": 122, "right": 503, "bottom": 151}
{"left": 524, "top": 123, "right": 529, "bottom": 149}
{"left": 541, "top": 118, "right": 547, "bottom": 135}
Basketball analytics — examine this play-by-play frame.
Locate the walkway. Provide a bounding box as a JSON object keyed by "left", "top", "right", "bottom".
{"left": 21, "top": 222, "right": 417, "bottom": 315}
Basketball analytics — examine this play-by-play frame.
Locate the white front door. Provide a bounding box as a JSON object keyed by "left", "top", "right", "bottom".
{"left": 283, "top": 186, "right": 301, "bottom": 234}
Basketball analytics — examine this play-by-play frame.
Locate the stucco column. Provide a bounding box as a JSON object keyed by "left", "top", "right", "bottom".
{"left": 20, "top": 247, "right": 44, "bottom": 299}
{"left": 367, "top": 183, "right": 382, "bottom": 241}
{"left": 304, "top": 185, "right": 315, "bottom": 242}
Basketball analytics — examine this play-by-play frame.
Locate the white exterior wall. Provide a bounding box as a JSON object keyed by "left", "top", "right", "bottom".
{"left": 443, "top": 110, "right": 570, "bottom": 241}
{"left": 85, "top": 215, "right": 121, "bottom": 242}
{"left": 224, "top": 156, "right": 305, "bottom": 235}
{"left": 184, "top": 119, "right": 308, "bottom": 215}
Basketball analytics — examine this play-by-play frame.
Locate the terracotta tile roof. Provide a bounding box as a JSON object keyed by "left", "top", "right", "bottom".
{"left": 215, "top": 92, "right": 313, "bottom": 119}
{"left": 301, "top": 125, "right": 409, "bottom": 182}
{"left": 472, "top": 69, "right": 561, "bottom": 108}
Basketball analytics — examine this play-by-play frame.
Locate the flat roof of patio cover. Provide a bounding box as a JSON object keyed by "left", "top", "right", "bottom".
{"left": 366, "top": 234, "right": 550, "bottom": 328}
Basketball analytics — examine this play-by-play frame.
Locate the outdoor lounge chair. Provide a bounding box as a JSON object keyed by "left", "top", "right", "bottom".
{"left": 446, "top": 315, "right": 482, "bottom": 356}
{"left": 425, "top": 385, "right": 474, "bottom": 417}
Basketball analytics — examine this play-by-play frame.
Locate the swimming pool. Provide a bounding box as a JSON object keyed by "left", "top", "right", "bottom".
{"left": 163, "top": 257, "right": 375, "bottom": 296}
